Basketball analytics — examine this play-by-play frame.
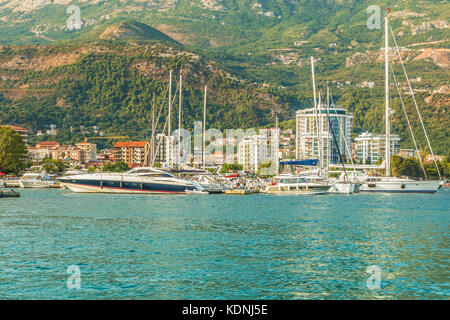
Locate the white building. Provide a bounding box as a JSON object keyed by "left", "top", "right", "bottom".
{"left": 296, "top": 106, "right": 353, "bottom": 165}
{"left": 355, "top": 132, "right": 400, "bottom": 164}
{"left": 238, "top": 128, "right": 279, "bottom": 172}
{"left": 153, "top": 134, "right": 175, "bottom": 167}
{"left": 75, "top": 142, "right": 97, "bottom": 162}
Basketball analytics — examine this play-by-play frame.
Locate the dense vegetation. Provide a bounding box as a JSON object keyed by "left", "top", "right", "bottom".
{"left": 391, "top": 154, "right": 449, "bottom": 179}
{"left": 0, "top": 1, "right": 448, "bottom": 154}
{"left": 0, "top": 127, "right": 28, "bottom": 174}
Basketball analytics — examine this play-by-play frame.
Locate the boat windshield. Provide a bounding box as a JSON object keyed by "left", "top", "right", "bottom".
{"left": 126, "top": 167, "right": 175, "bottom": 178}
{"left": 280, "top": 178, "right": 307, "bottom": 184}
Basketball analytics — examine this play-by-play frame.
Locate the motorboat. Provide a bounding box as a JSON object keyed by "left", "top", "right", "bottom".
{"left": 58, "top": 167, "right": 204, "bottom": 194}
{"left": 19, "top": 173, "right": 48, "bottom": 188}
{"left": 195, "top": 175, "right": 228, "bottom": 194}
{"left": 264, "top": 174, "right": 330, "bottom": 195}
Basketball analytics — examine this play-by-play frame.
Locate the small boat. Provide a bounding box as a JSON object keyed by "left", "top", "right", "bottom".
{"left": 328, "top": 172, "right": 361, "bottom": 194}
{"left": 0, "top": 190, "right": 20, "bottom": 198}
{"left": 19, "top": 173, "right": 47, "bottom": 188}
{"left": 195, "top": 175, "right": 228, "bottom": 194}
{"left": 265, "top": 174, "right": 330, "bottom": 195}
{"left": 3, "top": 177, "right": 21, "bottom": 188}
{"left": 328, "top": 181, "right": 360, "bottom": 194}
{"left": 185, "top": 189, "right": 209, "bottom": 195}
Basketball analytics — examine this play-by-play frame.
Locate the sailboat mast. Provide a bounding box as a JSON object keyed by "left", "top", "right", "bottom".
{"left": 178, "top": 70, "right": 182, "bottom": 166}
{"left": 151, "top": 95, "right": 155, "bottom": 165}
{"left": 326, "top": 83, "right": 330, "bottom": 172}
{"left": 275, "top": 112, "right": 279, "bottom": 174}
{"left": 318, "top": 93, "right": 323, "bottom": 177}
{"left": 168, "top": 70, "right": 172, "bottom": 136}
{"left": 203, "top": 85, "right": 207, "bottom": 170}
{"left": 311, "top": 57, "right": 319, "bottom": 172}
{"left": 385, "top": 14, "right": 391, "bottom": 176}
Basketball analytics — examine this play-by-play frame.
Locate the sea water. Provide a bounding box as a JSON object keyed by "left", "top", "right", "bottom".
{"left": 0, "top": 189, "right": 448, "bottom": 299}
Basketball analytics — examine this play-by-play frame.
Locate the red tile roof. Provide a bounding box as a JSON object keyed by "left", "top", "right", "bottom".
{"left": 114, "top": 141, "right": 148, "bottom": 148}
{"left": 1, "top": 125, "right": 27, "bottom": 131}
{"left": 37, "top": 141, "right": 59, "bottom": 146}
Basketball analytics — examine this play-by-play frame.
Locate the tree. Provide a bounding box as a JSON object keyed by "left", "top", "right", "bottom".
{"left": 0, "top": 127, "right": 28, "bottom": 174}
{"left": 220, "top": 163, "right": 243, "bottom": 173}
{"left": 102, "top": 161, "right": 130, "bottom": 172}
{"left": 41, "top": 157, "right": 68, "bottom": 173}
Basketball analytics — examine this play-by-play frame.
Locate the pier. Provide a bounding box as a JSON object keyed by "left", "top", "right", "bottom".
{"left": 225, "top": 188, "right": 260, "bottom": 195}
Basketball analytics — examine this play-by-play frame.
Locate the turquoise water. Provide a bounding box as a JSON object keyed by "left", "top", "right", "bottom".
{"left": 0, "top": 189, "right": 448, "bottom": 300}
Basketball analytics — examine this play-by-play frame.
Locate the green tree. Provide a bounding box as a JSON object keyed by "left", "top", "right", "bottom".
{"left": 41, "top": 157, "right": 68, "bottom": 173}
{"left": 102, "top": 161, "right": 130, "bottom": 172}
{"left": 0, "top": 127, "right": 28, "bottom": 174}
{"left": 220, "top": 163, "right": 243, "bottom": 173}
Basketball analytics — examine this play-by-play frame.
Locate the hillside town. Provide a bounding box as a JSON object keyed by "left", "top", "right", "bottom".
{"left": 1, "top": 101, "right": 445, "bottom": 174}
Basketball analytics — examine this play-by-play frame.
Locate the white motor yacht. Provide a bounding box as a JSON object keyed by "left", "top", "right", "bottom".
{"left": 59, "top": 167, "right": 204, "bottom": 194}
{"left": 265, "top": 174, "right": 330, "bottom": 195}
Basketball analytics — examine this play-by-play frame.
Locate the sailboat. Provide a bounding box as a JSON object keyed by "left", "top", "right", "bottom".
{"left": 265, "top": 58, "right": 331, "bottom": 195}
{"left": 324, "top": 86, "right": 360, "bottom": 194}
{"left": 359, "top": 12, "right": 443, "bottom": 193}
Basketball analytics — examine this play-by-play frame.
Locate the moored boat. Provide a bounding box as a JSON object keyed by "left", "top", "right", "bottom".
{"left": 265, "top": 174, "right": 330, "bottom": 195}
{"left": 19, "top": 173, "right": 47, "bottom": 189}
{"left": 59, "top": 167, "right": 203, "bottom": 194}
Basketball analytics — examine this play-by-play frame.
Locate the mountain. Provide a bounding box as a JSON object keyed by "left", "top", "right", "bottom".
{"left": 0, "top": 33, "right": 283, "bottom": 148}
{"left": 0, "top": 1, "right": 448, "bottom": 153}
{"left": 97, "top": 20, "right": 181, "bottom": 44}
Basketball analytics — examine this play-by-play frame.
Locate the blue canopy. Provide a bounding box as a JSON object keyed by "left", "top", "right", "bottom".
{"left": 279, "top": 159, "right": 319, "bottom": 166}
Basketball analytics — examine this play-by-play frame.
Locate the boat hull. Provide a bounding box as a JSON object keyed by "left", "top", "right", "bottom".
{"left": 60, "top": 178, "right": 194, "bottom": 194}
{"left": 329, "top": 183, "right": 360, "bottom": 194}
{"left": 360, "top": 180, "right": 441, "bottom": 193}
{"left": 19, "top": 180, "right": 47, "bottom": 188}
{"left": 265, "top": 185, "right": 330, "bottom": 195}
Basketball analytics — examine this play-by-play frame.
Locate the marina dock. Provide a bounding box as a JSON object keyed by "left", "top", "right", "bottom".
{"left": 225, "top": 188, "right": 260, "bottom": 195}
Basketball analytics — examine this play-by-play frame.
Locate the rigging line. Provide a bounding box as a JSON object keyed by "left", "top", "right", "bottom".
{"left": 150, "top": 75, "right": 180, "bottom": 166}
{"left": 332, "top": 21, "right": 382, "bottom": 106}
{"left": 168, "top": 82, "right": 180, "bottom": 136}
{"left": 153, "top": 85, "right": 169, "bottom": 134}
{"left": 321, "top": 91, "right": 348, "bottom": 179}
{"left": 390, "top": 64, "right": 427, "bottom": 179}
{"left": 149, "top": 84, "right": 169, "bottom": 165}
{"left": 390, "top": 26, "right": 442, "bottom": 180}
{"left": 329, "top": 93, "right": 356, "bottom": 171}
{"left": 151, "top": 110, "right": 170, "bottom": 167}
